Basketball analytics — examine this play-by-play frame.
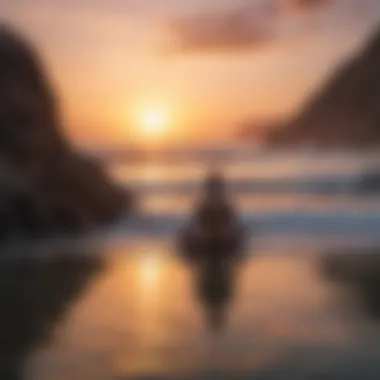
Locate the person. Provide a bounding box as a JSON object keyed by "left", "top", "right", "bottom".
{"left": 180, "top": 171, "right": 244, "bottom": 260}
{"left": 178, "top": 172, "right": 245, "bottom": 331}
{"left": 193, "top": 171, "right": 236, "bottom": 237}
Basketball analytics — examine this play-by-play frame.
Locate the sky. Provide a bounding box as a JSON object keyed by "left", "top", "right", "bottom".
{"left": 1, "top": 0, "right": 380, "bottom": 146}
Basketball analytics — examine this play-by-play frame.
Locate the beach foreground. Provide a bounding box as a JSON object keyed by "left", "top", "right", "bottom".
{"left": 1, "top": 242, "right": 380, "bottom": 380}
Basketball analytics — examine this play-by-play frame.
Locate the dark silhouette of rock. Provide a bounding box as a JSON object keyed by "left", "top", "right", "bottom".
{"left": 0, "top": 26, "right": 133, "bottom": 242}
{"left": 355, "top": 167, "right": 380, "bottom": 194}
{"left": 0, "top": 254, "right": 103, "bottom": 379}
{"left": 320, "top": 250, "right": 380, "bottom": 320}
{"left": 237, "top": 119, "right": 285, "bottom": 144}
{"left": 270, "top": 26, "right": 380, "bottom": 147}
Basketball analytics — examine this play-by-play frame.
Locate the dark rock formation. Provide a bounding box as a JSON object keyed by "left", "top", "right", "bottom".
{"left": 0, "top": 26, "right": 133, "bottom": 242}
{"left": 237, "top": 119, "right": 285, "bottom": 144}
{"left": 270, "top": 26, "right": 380, "bottom": 147}
{"left": 0, "top": 254, "right": 103, "bottom": 379}
{"left": 320, "top": 250, "right": 380, "bottom": 319}
{"left": 355, "top": 167, "right": 380, "bottom": 194}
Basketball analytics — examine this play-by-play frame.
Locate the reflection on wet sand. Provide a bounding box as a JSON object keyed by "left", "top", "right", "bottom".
{"left": 181, "top": 241, "right": 244, "bottom": 332}
{"left": 193, "top": 257, "right": 237, "bottom": 332}
{"left": 321, "top": 249, "right": 380, "bottom": 320}
{"left": 24, "top": 246, "right": 380, "bottom": 380}
{"left": 0, "top": 253, "right": 102, "bottom": 380}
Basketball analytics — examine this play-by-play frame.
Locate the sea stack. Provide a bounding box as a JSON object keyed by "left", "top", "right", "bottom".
{"left": 269, "top": 25, "right": 380, "bottom": 147}
{"left": 0, "top": 26, "right": 133, "bottom": 243}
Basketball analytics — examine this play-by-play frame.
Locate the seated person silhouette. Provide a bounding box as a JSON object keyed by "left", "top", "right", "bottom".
{"left": 179, "top": 171, "right": 245, "bottom": 331}
{"left": 195, "top": 172, "right": 235, "bottom": 234}
{"left": 180, "top": 171, "right": 244, "bottom": 261}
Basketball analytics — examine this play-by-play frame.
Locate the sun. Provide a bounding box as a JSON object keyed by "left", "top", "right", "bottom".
{"left": 138, "top": 107, "right": 169, "bottom": 137}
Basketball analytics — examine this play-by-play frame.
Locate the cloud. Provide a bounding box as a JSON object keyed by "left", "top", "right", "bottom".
{"left": 165, "top": 0, "right": 334, "bottom": 53}
{"left": 287, "top": 0, "right": 331, "bottom": 11}
{"left": 166, "top": 7, "right": 274, "bottom": 52}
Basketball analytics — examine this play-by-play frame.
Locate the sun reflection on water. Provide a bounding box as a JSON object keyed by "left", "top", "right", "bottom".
{"left": 139, "top": 251, "right": 162, "bottom": 292}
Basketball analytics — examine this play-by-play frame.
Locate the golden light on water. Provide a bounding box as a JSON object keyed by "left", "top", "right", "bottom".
{"left": 139, "top": 252, "right": 162, "bottom": 289}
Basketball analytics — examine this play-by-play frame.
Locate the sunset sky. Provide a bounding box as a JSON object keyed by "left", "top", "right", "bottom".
{"left": 1, "top": 0, "right": 380, "bottom": 145}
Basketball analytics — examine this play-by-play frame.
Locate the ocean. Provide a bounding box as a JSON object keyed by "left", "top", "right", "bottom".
{"left": 110, "top": 146, "right": 380, "bottom": 251}
{"left": 3, "top": 146, "right": 380, "bottom": 379}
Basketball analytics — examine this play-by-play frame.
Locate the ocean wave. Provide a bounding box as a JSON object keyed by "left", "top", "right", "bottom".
{"left": 124, "top": 176, "right": 368, "bottom": 196}
{"left": 119, "top": 210, "right": 380, "bottom": 237}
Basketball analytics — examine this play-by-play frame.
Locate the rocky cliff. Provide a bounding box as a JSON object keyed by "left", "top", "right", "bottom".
{"left": 270, "top": 26, "right": 380, "bottom": 147}
{"left": 0, "top": 26, "right": 133, "bottom": 243}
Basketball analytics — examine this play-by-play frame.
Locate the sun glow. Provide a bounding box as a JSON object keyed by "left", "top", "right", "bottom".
{"left": 137, "top": 107, "right": 170, "bottom": 138}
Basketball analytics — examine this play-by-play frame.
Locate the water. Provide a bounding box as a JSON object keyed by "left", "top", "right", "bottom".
{"left": 2, "top": 147, "right": 380, "bottom": 379}
{"left": 113, "top": 147, "right": 380, "bottom": 250}
{"left": 6, "top": 248, "right": 380, "bottom": 380}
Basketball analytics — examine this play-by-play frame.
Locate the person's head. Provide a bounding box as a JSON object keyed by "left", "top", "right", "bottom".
{"left": 204, "top": 171, "right": 226, "bottom": 196}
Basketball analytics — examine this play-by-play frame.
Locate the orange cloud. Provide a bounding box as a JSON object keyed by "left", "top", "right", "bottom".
{"left": 289, "top": 0, "right": 331, "bottom": 10}
{"left": 167, "top": 13, "right": 272, "bottom": 52}
{"left": 165, "top": 0, "right": 333, "bottom": 53}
